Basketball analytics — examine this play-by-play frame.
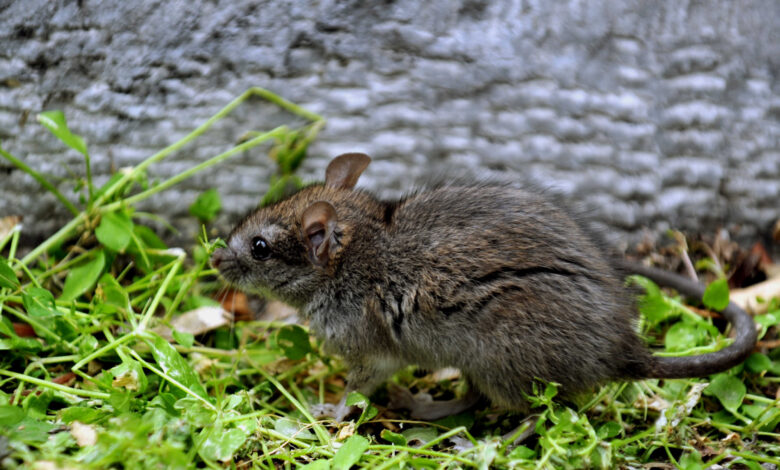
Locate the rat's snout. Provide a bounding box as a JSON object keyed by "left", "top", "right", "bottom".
{"left": 211, "top": 247, "right": 227, "bottom": 270}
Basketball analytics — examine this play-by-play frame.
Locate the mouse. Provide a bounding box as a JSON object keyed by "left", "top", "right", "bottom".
{"left": 211, "top": 153, "right": 757, "bottom": 421}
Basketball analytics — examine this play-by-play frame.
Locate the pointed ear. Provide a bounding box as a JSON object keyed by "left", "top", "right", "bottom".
{"left": 301, "top": 201, "right": 340, "bottom": 266}
{"left": 325, "top": 153, "right": 371, "bottom": 189}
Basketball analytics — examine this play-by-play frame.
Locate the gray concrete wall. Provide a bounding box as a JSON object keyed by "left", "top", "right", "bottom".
{"left": 1, "top": 0, "right": 778, "bottom": 249}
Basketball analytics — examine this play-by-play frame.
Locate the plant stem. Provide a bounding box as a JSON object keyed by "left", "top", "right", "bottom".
{"left": 252, "top": 364, "right": 330, "bottom": 445}
{"left": 137, "top": 249, "right": 184, "bottom": 332}
{"left": 18, "top": 214, "right": 85, "bottom": 268}
{"left": 0, "top": 369, "right": 110, "bottom": 399}
{"left": 0, "top": 147, "right": 80, "bottom": 216}
{"left": 103, "top": 126, "right": 287, "bottom": 211}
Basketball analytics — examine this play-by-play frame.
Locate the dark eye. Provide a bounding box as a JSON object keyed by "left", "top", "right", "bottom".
{"left": 251, "top": 237, "right": 271, "bottom": 260}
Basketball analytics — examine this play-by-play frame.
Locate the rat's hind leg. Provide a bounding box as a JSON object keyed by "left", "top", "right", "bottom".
{"left": 387, "top": 383, "right": 481, "bottom": 420}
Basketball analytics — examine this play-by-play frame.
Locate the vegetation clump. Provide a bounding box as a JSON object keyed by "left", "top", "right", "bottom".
{"left": 0, "top": 90, "right": 778, "bottom": 469}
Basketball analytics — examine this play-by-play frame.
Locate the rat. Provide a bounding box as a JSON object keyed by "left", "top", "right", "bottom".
{"left": 211, "top": 153, "right": 757, "bottom": 421}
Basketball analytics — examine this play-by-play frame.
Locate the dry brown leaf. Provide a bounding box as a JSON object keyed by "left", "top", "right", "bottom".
{"left": 13, "top": 323, "right": 36, "bottom": 337}
{"left": 70, "top": 421, "right": 98, "bottom": 447}
{"left": 219, "top": 290, "right": 253, "bottom": 320}
{"left": 730, "top": 273, "right": 780, "bottom": 315}
{"left": 336, "top": 421, "right": 356, "bottom": 441}
{"left": 262, "top": 299, "right": 298, "bottom": 322}
{"left": 112, "top": 372, "right": 141, "bottom": 391}
{"left": 0, "top": 215, "right": 22, "bottom": 240}
{"left": 431, "top": 367, "right": 461, "bottom": 382}
{"left": 52, "top": 372, "right": 76, "bottom": 386}
{"left": 152, "top": 306, "right": 231, "bottom": 340}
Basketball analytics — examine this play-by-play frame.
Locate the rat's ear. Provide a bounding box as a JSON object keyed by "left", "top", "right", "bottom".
{"left": 301, "top": 201, "right": 340, "bottom": 266}
{"left": 325, "top": 153, "right": 371, "bottom": 190}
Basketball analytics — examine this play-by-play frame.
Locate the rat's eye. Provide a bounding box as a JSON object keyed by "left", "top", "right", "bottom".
{"left": 251, "top": 237, "right": 271, "bottom": 260}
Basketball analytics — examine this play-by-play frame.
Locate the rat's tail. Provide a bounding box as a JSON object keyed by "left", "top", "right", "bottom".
{"left": 618, "top": 260, "right": 758, "bottom": 378}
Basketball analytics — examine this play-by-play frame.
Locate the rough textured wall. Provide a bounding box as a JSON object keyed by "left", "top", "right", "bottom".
{"left": 1, "top": 0, "right": 778, "bottom": 249}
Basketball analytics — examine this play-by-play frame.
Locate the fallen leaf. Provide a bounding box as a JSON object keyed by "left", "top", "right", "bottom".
{"left": 52, "top": 372, "right": 76, "bottom": 386}
{"left": 70, "top": 421, "right": 97, "bottom": 447}
{"left": 262, "top": 300, "right": 298, "bottom": 322}
{"left": 218, "top": 290, "right": 253, "bottom": 320}
{"left": 0, "top": 215, "right": 22, "bottom": 240}
{"left": 152, "top": 306, "right": 231, "bottom": 340}
{"left": 13, "top": 323, "right": 36, "bottom": 337}
{"left": 730, "top": 273, "right": 780, "bottom": 315}
{"left": 337, "top": 421, "right": 356, "bottom": 441}
{"left": 431, "top": 367, "right": 461, "bottom": 382}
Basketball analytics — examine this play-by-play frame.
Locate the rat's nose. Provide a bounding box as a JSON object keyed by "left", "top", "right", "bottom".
{"left": 211, "top": 248, "right": 226, "bottom": 270}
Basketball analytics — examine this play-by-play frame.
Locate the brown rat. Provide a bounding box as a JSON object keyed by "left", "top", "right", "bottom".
{"left": 211, "top": 153, "right": 757, "bottom": 420}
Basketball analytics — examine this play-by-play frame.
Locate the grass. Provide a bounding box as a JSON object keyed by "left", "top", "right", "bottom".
{"left": 0, "top": 90, "right": 779, "bottom": 469}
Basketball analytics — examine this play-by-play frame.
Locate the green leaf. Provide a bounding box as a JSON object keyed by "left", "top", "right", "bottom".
{"left": 147, "top": 333, "right": 209, "bottom": 400}
{"left": 7, "top": 416, "right": 57, "bottom": 444}
{"left": 274, "top": 417, "right": 317, "bottom": 441}
{"left": 174, "top": 397, "right": 215, "bottom": 427}
{"left": 678, "top": 449, "right": 704, "bottom": 470}
{"left": 150, "top": 393, "right": 180, "bottom": 418}
{"left": 59, "top": 407, "right": 106, "bottom": 424}
{"left": 0, "top": 318, "right": 43, "bottom": 353}
{"left": 597, "top": 421, "right": 622, "bottom": 439}
{"left": 380, "top": 429, "right": 407, "bottom": 446}
{"left": 664, "top": 320, "right": 706, "bottom": 351}
{"left": 732, "top": 460, "right": 765, "bottom": 470}
{"left": 508, "top": 445, "right": 536, "bottom": 460}
{"left": 60, "top": 251, "right": 106, "bottom": 302}
{"left": 300, "top": 461, "right": 330, "bottom": 470}
{"left": 23, "top": 390, "right": 52, "bottom": 419}
{"left": 331, "top": 435, "right": 369, "bottom": 470}
{"left": 22, "top": 287, "right": 77, "bottom": 341}
{"left": 346, "top": 391, "right": 378, "bottom": 425}
{"left": 22, "top": 287, "right": 57, "bottom": 318}
{"left": 0, "top": 256, "right": 19, "bottom": 289}
{"left": 95, "top": 211, "right": 134, "bottom": 252}
{"left": 276, "top": 325, "right": 312, "bottom": 360}
{"left": 706, "top": 374, "right": 746, "bottom": 414}
{"left": 0, "top": 405, "right": 26, "bottom": 428}
{"left": 223, "top": 394, "right": 244, "bottom": 411}
{"left": 198, "top": 426, "right": 249, "bottom": 463}
{"left": 632, "top": 276, "right": 674, "bottom": 325}
{"left": 77, "top": 334, "right": 99, "bottom": 355}
{"left": 172, "top": 329, "right": 194, "bottom": 348}
{"left": 0, "top": 336, "right": 43, "bottom": 353}
{"left": 543, "top": 382, "right": 558, "bottom": 400}
{"left": 189, "top": 188, "right": 221, "bottom": 223}
{"left": 401, "top": 427, "right": 438, "bottom": 446}
{"left": 37, "top": 110, "right": 88, "bottom": 156}
{"left": 702, "top": 278, "right": 729, "bottom": 311}
{"left": 745, "top": 353, "right": 772, "bottom": 373}
{"left": 345, "top": 391, "right": 370, "bottom": 409}
{"left": 133, "top": 224, "right": 168, "bottom": 250}
{"left": 97, "top": 273, "right": 130, "bottom": 313}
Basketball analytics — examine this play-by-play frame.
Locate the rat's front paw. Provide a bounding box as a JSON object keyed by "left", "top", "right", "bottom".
{"left": 310, "top": 400, "right": 358, "bottom": 422}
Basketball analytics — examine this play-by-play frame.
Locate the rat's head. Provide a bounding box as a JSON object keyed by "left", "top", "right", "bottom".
{"left": 211, "top": 153, "right": 373, "bottom": 306}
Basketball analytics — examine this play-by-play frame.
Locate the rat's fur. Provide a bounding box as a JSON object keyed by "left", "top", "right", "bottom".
{"left": 212, "top": 154, "right": 757, "bottom": 415}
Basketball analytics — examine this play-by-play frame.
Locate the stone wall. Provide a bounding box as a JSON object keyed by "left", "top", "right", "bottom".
{"left": 1, "top": 0, "right": 778, "bottom": 249}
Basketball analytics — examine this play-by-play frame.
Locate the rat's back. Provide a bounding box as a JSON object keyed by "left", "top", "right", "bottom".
{"left": 380, "top": 184, "right": 652, "bottom": 408}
